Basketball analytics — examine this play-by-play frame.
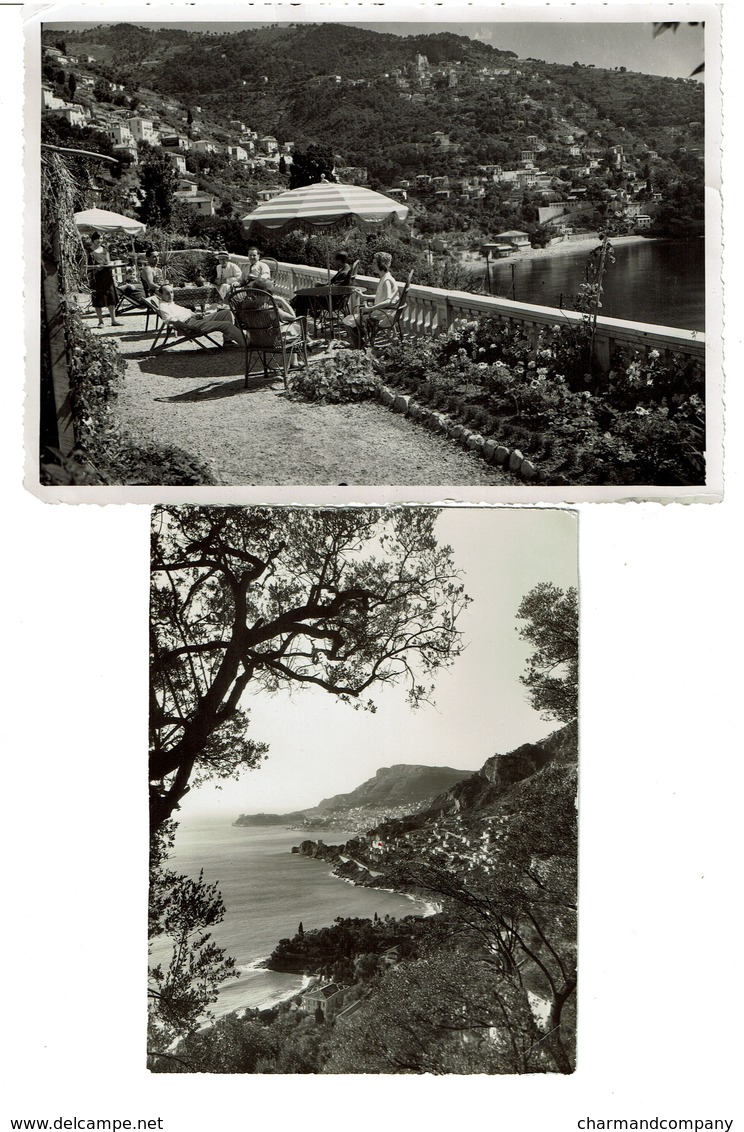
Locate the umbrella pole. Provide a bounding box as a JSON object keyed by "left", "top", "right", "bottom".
{"left": 325, "top": 237, "right": 335, "bottom": 343}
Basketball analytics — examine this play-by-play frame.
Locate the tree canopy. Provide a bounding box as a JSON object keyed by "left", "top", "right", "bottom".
{"left": 382, "top": 726, "right": 578, "bottom": 1073}
{"left": 138, "top": 149, "right": 179, "bottom": 228}
{"left": 516, "top": 583, "right": 578, "bottom": 723}
{"left": 148, "top": 818, "right": 239, "bottom": 1059}
{"left": 150, "top": 507, "right": 469, "bottom": 832}
{"left": 288, "top": 143, "right": 336, "bottom": 190}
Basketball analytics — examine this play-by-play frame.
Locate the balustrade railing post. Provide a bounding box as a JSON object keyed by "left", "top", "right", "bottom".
{"left": 593, "top": 332, "right": 611, "bottom": 373}
{"left": 434, "top": 292, "right": 450, "bottom": 336}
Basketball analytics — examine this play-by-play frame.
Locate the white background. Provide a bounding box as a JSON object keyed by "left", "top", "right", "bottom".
{"left": 4, "top": 3, "right": 741, "bottom": 1128}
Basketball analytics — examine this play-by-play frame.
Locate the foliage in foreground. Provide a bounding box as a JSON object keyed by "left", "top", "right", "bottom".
{"left": 288, "top": 351, "right": 381, "bottom": 403}
{"left": 377, "top": 317, "right": 705, "bottom": 486}
{"left": 516, "top": 583, "right": 579, "bottom": 723}
{"left": 148, "top": 820, "right": 239, "bottom": 1059}
{"left": 40, "top": 312, "right": 217, "bottom": 486}
{"left": 149, "top": 507, "right": 469, "bottom": 832}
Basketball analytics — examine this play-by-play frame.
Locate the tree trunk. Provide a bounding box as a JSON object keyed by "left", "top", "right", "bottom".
{"left": 544, "top": 975, "right": 576, "bottom": 1074}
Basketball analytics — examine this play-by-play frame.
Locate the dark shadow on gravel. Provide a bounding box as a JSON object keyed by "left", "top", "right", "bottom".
{"left": 118, "top": 330, "right": 157, "bottom": 343}
{"left": 137, "top": 351, "right": 246, "bottom": 378}
{"left": 154, "top": 375, "right": 282, "bottom": 402}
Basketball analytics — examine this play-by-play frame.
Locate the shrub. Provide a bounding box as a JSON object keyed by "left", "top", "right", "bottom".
{"left": 100, "top": 442, "right": 215, "bottom": 485}
{"left": 288, "top": 351, "right": 381, "bottom": 404}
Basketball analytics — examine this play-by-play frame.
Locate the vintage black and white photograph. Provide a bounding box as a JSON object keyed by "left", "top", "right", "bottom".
{"left": 35, "top": 12, "right": 715, "bottom": 497}
{"left": 148, "top": 505, "right": 578, "bottom": 1073}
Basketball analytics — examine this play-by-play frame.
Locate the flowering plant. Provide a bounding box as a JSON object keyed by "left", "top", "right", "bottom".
{"left": 288, "top": 351, "right": 380, "bottom": 403}
{"left": 374, "top": 311, "right": 705, "bottom": 485}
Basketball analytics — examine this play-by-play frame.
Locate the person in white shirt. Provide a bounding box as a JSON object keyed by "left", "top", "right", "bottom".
{"left": 241, "top": 246, "right": 272, "bottom": 285}
{"left": 343, "top": 252, "right": 398, "bottom": 349}
{"left": 214, "top": 250, "right": 242, "bottom": 298}
{"left": 154, "top": 285, "right": 246, "bottom": 347}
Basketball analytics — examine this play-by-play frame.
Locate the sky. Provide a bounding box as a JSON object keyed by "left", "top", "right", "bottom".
{"left": 354, "top": 21, "right": 705, "bottom": 80}
{"left": 46, "top": 17, "right": 705, "bottom": 81}
{"left": 177, "top": 507, "right": 578, "bottom": 821}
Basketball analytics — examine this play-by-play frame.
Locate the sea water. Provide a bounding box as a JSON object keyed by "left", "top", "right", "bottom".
{"left": 151, "top": 817, "right": 427, "bottom": 1017}
{"left": 476, "top": 238, "right": 705, "bottom": 331}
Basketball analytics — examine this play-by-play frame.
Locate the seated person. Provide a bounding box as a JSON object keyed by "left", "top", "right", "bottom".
{"left": 241, "top": 245, "right": 272, "bottom": 285}
{"left": 153, "top": 285, "right": 246, "bottom": 348}
{"left": 140, "top": 251, "right": 165, "bottom": 296}
{"left": 214, "top": 250, "right": 242, "bottom": 298}
{"left": 119, "top": 266, "right": 146, "bottom": 301}
{"left": 239, "top": 279, "right": 303, "bottom": 342}
{"left": 291, "top": 251, "right": 353, "bottom": 317}
{"left": 343, "top": 252, "right": 398, "bottom": 349}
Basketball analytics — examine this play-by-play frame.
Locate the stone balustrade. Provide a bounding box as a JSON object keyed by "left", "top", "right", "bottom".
{"left": 275, "top": 260, "right": 705, "bottom": 371}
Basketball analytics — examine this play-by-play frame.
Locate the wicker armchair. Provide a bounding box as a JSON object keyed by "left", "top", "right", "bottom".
{"left": 228, "top": 286, "right": 309, "bottom": 389}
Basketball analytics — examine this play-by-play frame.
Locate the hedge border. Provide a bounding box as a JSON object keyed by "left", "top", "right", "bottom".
{"left": 377, "top": 385, "right": 554, "bottom": 484}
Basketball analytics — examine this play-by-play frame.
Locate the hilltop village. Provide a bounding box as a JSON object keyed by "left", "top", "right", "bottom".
{"left": 41, "top": 23, "right": 704, "bottom": 249}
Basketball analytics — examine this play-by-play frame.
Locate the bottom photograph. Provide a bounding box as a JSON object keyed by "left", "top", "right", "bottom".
{"left": 148, "top": 505, "right": 578, "bottom": 1074}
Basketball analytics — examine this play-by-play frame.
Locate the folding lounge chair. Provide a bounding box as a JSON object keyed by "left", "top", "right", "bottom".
{"left": 228, "top": 286, "right": 309, "bottom": 390}
{"left": 116, "top": 289, "right": 153, "bottom": 326}
{"left": 143, "top": 297, "right": 224, "bottom": 355}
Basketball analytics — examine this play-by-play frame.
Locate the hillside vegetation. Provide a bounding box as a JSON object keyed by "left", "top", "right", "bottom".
{"left": 234, "top": 762, "right": 475, "bottom": 830}
{"left": 43, "top": 22, "right": 704, "bottom": 246}
{"left": 158, "top": 721, "right": 578, "bottom": 1074}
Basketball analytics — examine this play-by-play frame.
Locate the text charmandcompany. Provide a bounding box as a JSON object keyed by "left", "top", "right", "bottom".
{"left": 578, "top": 1122, "right": 733, "bottom": 1131}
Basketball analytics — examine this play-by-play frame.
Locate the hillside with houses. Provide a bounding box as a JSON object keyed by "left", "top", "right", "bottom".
{"left": 40, "top": 23, "right": 704, "bottom": 248}
{"left": 153, "top": 721, "right": 577, "bottom": 1074}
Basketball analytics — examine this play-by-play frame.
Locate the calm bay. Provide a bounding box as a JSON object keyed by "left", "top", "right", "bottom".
{"left": 474, "top": 238, "right": 705, "bottom": 332}
{"left": 152, "top": 818, "right": 428, "bottom": 1018}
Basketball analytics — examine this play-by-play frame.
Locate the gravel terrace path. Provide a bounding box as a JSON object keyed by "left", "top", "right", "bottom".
{"left": 102, "top": 312, "right": 514, "bottom": 487}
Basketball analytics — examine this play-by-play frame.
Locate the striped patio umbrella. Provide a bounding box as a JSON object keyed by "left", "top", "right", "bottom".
{"left": 242, "top": 181, "right": 409, "bottom": 340}
{"left": 242, "top": 180, "right": 409, "bottom": 235}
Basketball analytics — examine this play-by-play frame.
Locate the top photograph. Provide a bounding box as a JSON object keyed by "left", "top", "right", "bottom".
{"left": 31, "top": 10, "right": 719, "bottom": 503}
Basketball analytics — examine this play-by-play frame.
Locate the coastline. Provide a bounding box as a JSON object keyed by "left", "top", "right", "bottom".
{"left": 211, "top": 968, "right": 311, "bottom": 1021}
{"left": 329, "top": 866, "right": 440, "bottom": 916}
{"left": 459, "top": 233, "right": 661, "bottom": 269}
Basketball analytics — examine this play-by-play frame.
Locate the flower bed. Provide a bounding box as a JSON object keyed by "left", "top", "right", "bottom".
{"left": 376, "top": 318, "right": 705, "bottom": 485}
{"left": 288, "top": 351, "right": 381, "bottom": 404}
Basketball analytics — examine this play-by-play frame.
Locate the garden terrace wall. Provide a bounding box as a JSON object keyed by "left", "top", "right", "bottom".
{"left": 276, "top": 262, "right": 705, "bottom": 373}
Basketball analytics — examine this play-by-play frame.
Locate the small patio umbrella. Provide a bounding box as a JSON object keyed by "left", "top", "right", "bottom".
{"left": 73, "top": 208, "right": 146, "bottom": 238}
{"left": 74, "top": 208, "right": 147, "bottom": 274}
{"left": 242, "top": 181, "right": 409, "bottom": 339}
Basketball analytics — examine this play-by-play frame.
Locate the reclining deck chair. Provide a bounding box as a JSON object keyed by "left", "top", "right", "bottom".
{"left": 116, "top": 258, "right": 162, "bottom": 326}
{"left": 228, "top": 285, "right": 309, "bottom": 390}
{"left": 143, "top": 296, "right": 224, "bottom": 355}
{"left": 115, "top": 288, "right": 152, "bottom": 325}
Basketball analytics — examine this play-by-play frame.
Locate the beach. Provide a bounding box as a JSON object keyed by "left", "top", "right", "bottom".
{"left": 153, "top": 818, "right": 433, "bottom": 1017}
{"left": 459, "top": 233, "right": 659, "bottom": 268}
